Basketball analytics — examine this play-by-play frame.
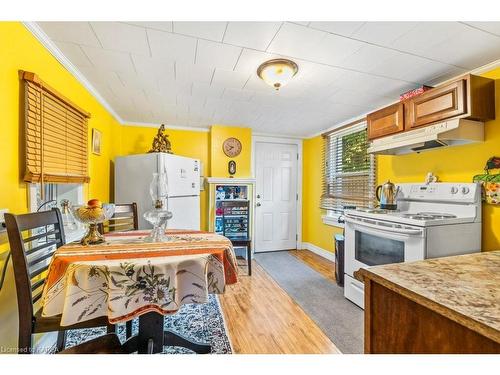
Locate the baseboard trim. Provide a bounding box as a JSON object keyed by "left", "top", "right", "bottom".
{"left": 301, "top": 242, "right": 336, "bottom": 262}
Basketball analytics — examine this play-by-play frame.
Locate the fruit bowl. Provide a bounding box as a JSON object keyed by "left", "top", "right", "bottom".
{"left": 72, "top": 201, "right": 115, "bottom": 245}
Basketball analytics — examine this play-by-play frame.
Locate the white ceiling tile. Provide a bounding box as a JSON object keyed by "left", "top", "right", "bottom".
{"left": 131, "top": 54, "right": 175, "bottom": 80}
{"left": 38, "top": 22, "right": 101, "bottom": 47}
{"left": 90, "top": 22, "right": 150, "bottom": 55}
{"left": 175, "top": 63, "right": 214, "bottom": 84}
{"left": 42, "top": 21, "right": 500, "bottom": 137}
{"left": 391, "top": 22, "right": 465, "bottom": 57}
{"left": 267, "top": 22, "right": 326, "bottom": 60}
{"left": 308, "top": 22, "right": 365, "bottom": 37}
{"left": 224, "top": 22, "right": 282, "bottom": 50}
{"left": 309, "top": 33, "right": 364, "bottom": 65}
{"left": 337, "top": 44, "right": 402, "bottom": 73}
{"left": 222, "top": 88, "right": 255, "bottom": 102}
{"left": 55, "top": 42, "right": 93, "bottom": 67}
{"left": 147, "top": 29, "right": 197, "bottom": 63}
{"left": 351, "top": 22, "right": 419, "bottom": 46}
{"left": 125, "top": 22, "right": 173, "bottom": 32}
{"left": 290, "top": 21, "right": 310, "bottom": 26}
{"left": 173, "top": 22, "right": 227, "bottom": 42}
{"left": 462, "top": 22, "right": 500, "bottom": 37}
{"left": 370, "top": 54, "right": 458, "bottom": 84}
{"left": 81, "top": 46, "right": 136, "bottom": 73}
{"left": 421, "top": 28, "right": 500, "bottom": 69}
{"left": 158, "top": 78, "right": 192, "bottom": 96}
{"left": 195, "top": 40, "right": 242, "bottom": 70}
{"left": 211, "top": 69, "right": 250, "bottom": 89}
{"left": 76, "top": 65, "right": 124, "bottom": 89}
{"left": 192, "top": 82, "right": 225, "bottom": 99}
{"left": 117, "top": 70, "right": 161, "bottom": 93}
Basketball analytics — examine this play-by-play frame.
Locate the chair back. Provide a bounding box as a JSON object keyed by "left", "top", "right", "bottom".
{"left": 98, "top": 203, "right": 138, "bottom": 234}
{"left": 4, "top": 208, "right": 66, "bottom": 326}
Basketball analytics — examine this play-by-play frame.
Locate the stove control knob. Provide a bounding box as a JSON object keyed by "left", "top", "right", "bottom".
{"left": 461, "top": 186, "right": 470, "bottom": 195}
{"left": 450, "top": 186, "right": 459, "bottom": 194}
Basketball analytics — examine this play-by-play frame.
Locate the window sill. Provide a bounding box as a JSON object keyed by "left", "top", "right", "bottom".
{"left": 322, "top": 214, "right": 344, "bottom": 229}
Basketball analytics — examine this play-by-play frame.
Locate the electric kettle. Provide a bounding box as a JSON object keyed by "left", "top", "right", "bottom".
{"left": 376, "top": 180, "right": 400, "bottom": 210}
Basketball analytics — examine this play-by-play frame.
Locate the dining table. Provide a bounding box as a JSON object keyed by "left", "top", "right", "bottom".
{"left": 40, "top": 229, "right": 238, "bottom": 354}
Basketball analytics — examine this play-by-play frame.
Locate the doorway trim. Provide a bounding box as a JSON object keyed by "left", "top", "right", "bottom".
{"left": 251, "top": 135, "right": 303, "bottom": 251}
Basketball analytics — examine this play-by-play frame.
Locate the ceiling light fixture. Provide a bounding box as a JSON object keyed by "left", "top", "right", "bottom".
{"left": 257, "top": 58, "right": 298, "bottom": 91}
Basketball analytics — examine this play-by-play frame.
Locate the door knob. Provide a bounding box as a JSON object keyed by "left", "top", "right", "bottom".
{"left": 256, "top": 203, "right": 261, "bottom": 207}
{"left": 257, "top": 194, "right": 261, "bottom": 198}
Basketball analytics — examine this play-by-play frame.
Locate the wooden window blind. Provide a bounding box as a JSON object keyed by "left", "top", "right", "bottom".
{"left": 20, "top": 70, "right": 91, "bottom": 184}
{"left": 321, "top": 123, "right": 376, "bottom": 212}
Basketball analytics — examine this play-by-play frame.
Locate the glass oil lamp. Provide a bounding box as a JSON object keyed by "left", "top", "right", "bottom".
{"left": 143, "top": 172, "right": 172, "bottom": 242}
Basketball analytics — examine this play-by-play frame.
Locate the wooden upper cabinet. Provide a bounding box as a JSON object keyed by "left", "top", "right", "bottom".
{"left": 406, "top": 79, "right": 467, "bottom": 129}
{"left": 406, "top": 74, "right": 495, "bottom": 130}
{"left": 367, "top": 103, "right": 404, "bottom": 140}
{"left": 366, "top": 74, "right": 495, "bottom": 139}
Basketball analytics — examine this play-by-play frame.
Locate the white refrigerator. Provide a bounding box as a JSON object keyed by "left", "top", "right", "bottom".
{"left": 115, "top": 153, "right": 200, "bottom": 230}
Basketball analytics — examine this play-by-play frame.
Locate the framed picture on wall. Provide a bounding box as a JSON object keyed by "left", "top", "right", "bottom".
{"left": 92, "top": 128, "right": 102, "bottom": 155}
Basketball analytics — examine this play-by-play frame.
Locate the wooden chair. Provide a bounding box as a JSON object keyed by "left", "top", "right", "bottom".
{"left": 4, "top": 208, "right": 113, "bottom": 354}
{"left": 98, "top": 203, "right": 138, "bottom": 234}
{"left": 97, "top": 203, "right": 139, "bottom": 338}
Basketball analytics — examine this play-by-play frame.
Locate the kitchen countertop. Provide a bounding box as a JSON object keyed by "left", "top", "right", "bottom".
{"left": 356, "top": 251, "right": 500, "bottom": 344}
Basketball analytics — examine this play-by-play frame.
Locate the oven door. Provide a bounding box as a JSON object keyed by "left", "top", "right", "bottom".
{"left": 344, "top": 216, "right": 426, "bottom": 277}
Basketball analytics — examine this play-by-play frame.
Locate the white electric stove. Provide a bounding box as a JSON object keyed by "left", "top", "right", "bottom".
{"left": 343, "top": 182, "right": 482, "bottom": 308}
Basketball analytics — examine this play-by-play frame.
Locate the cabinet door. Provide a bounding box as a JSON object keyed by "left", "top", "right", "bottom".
{"left": 407, "top": 79, "right": 466, "bottom": 129}
{"left": 367, "top": 103, "right": 405, "bottom": 140}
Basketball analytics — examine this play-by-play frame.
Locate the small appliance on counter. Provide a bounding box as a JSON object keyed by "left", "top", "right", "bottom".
{"left": 343, "top": 182, "right": 482, "bottom": 308}
{"left": 375, "top": 180, "right": 400, "bottom": 210}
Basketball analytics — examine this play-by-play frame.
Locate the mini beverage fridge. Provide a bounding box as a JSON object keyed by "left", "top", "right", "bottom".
{"left": 207, "top": 177, "right": 255, "bottom": 250}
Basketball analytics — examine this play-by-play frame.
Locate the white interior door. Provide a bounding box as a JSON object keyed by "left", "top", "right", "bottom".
{"left": 255, "top": 142, "right": 298, "bottom": 252}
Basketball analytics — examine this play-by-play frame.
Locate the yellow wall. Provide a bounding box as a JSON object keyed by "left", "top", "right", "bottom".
{"left": 378, "top": 67, "right": 500, "bottom": 252}
{"left": 0, "top": 22, "right": 121, "bottom": 213}
{"left": 302, "top": 136, "right": 342, "bottom": 252}
{"left": 210, "top": 125, "right": 252, "bottom": 178}
{"left": 118, "top": 125, "right": 210, "bottom": 231}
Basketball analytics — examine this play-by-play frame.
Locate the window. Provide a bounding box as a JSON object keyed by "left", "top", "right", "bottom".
{"left": 321, "top": 122, "right": 376, "bottom": 213}
{"left": 20, "top": 70, "right": 90, "bottom": 185}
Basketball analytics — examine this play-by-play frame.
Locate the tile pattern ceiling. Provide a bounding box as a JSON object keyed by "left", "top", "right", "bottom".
{"left": 36, "top": 21, "right": 500, "bottom": 137}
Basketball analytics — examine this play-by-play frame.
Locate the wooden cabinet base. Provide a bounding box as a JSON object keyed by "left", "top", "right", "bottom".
{"left": 364, "top": 281, "right": 500, "bottom": 354}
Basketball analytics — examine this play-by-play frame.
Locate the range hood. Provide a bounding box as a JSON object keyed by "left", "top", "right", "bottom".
{"left": 368, "top": 119, "right": 484, "bottom": 155}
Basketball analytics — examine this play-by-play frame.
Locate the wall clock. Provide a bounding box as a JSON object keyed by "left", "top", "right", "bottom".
{"left": 222, "top": 137, "right": 242, "bottom": 158}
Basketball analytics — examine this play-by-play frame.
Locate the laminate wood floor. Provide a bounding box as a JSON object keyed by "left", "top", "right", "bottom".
{"left": 219, "top": 251, "right": 341, "bottom": 354}
{"left": 289, "top": 249, "right": 336, "bottom": 282}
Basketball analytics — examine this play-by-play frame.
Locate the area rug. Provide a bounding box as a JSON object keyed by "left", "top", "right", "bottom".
{"left": 64, "top": 294, "right": 232, "bottom": 354}
{"left": 254, "top": 251, "right": 363, "bottom": 354}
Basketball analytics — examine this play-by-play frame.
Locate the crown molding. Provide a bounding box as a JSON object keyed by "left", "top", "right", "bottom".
{"left": 23, "top": 22, "right": 125, "bottom": 125}
{"left": 123, "top": 121, "right": 210, "bottom": 132}
{"left": 305, "top": 58, "right": 500, "bottom": 139}
{"left": 253, "top": 131, "right": 303, "bottom": 139}
{"left": 471, "top": 58, "right": 500, "bottom": 75}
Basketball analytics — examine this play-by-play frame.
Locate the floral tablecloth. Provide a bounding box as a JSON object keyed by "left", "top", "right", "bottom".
{"left": 41, "top": 230, "right": 238, "bottom": 326}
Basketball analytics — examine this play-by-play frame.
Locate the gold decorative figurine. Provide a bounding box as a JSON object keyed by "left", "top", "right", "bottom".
{"left": 148, "top": 124, "right": 173, "bottom": 154}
